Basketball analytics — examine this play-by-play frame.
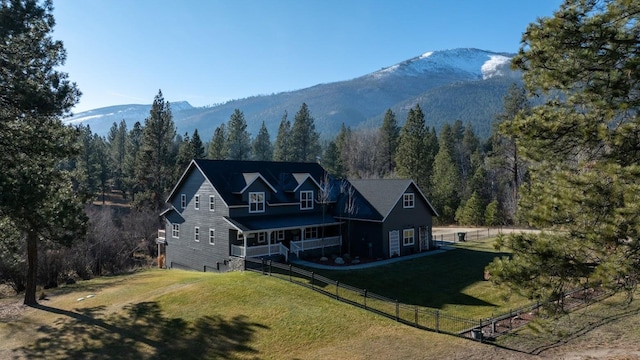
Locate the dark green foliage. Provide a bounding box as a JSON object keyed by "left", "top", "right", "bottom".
{"left": 252, "top": 121, "right": 273, "bottom": 161}
{"left": 207, "top": 124, "right": 228, "bottom": 160}
{"left": 322, "top": 140, "right": 344, "bottom": 178}
{"left": 122, "top": 121, "right": 143, "bottom": 200}
{"left": 272, "top": 111, "right": 291, "bottom": 162}
{"left": 136, "top": 90, "right": 177, "bottom": 210}
{"left": 226, "top": 109, "right": 252, "bottom": 160}
{"left": 455, "top": 191, "right": 485, "bottom": 226}
{"left": 430, "top": 139, "right": 460, "bottom": 223}
{"left": 191, "top": 129, "right": 205, "bottom": 159}
{"left": 290, "top": 103, "right": 321, "bottom": 162}
{"left": 107, "top": 120, "right": 127, "bottom": 194}
{"left": 488, "top": 0, "right": 640, "bottom": 310}
{"left": 378, "top": 109, "right": 400, "bottom": 176}
{"left": 0, "top": 0, "right": 87, "bottom": 305}
{"left": 395, "top": 104, "right": 434, "bottom": 190}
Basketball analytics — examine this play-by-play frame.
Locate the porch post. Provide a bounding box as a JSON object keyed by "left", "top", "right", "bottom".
{"left": 243, "top": 233, "right": 247, "bottom": 258}
{"left": 268, "top": 232, "right": 272, "bottom": 256}
{"left": 301, "top": 227, "right": 305, "bottom": 251}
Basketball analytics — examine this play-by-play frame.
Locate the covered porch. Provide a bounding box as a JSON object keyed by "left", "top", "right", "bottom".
{"left": 226, "top": 214, "right": 343, "bottom": 261}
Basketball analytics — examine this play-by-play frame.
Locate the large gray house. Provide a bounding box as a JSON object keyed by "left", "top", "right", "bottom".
{"left": 157, "top": 159, "right": 438, "bottom": 271}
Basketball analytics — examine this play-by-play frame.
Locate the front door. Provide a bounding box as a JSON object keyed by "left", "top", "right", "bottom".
{"left": 419, "top": 226, "right": 428, "bottom": 251}
{"left": 389, "top": 230, "right": 400, "bottom": 257}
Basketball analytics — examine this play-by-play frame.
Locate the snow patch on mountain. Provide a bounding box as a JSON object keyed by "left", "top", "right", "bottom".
{"left": 372, "top": 48, "right": 513, "bottom": 80}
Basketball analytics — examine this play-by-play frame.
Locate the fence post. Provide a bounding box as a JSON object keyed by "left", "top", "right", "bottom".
{"left": 336, "top": 281, "right": 339, "bottom": 300}
{"left": 261, "top": 258, "right": 265, "bottom": 275}
{"left": 289, "top": 264, "right": 292, "bottom": 282}
{"left": 268, "top": 260, "right": 272, "bottom": 276}
{"left": 414, "top": 306, "right": 418, "bottom": 327}
{"left": 395, "top": 300, "right": 399, "bottom": 321}
{"left": 364, "top": 289, "right": 367, "bottom": 309}
{"left": 435, "top": 310, "right": 440, "bottom": 333}
{"left": 311, "top": 272, "right": 315, "bottom": 289}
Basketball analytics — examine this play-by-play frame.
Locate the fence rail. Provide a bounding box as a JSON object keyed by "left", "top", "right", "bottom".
{"left": 244, "top": 257, "right": 613, "bottom": 342}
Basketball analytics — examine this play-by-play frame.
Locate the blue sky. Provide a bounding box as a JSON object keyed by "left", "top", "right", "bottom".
{"left": 53, "top": 0, "right": 564, "bottom": 113}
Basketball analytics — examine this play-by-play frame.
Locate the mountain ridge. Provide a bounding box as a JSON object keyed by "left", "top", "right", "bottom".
{"left": 65, "top": 48, "right": 520, "bottom": 139}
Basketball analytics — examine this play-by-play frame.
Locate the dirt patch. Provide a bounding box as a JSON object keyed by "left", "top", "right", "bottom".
{"left": 0, "top": 298, "right": 27, "bottom": 322}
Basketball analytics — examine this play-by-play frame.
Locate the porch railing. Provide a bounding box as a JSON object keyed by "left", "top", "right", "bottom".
{"left": 290, "top": 236, "right": 341, "bottom": 257}
{"left": 231, "top": 243, "right": 289, "bottom": 262}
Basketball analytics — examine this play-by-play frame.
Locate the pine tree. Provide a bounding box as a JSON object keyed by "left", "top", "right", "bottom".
{"left": 122, "top": 121, "right": 143, "bottom": 200}
{"left": 487, "top": 0, "right": 640, "bottom": 309}
{"left": 322, "top": 140, "right": 344, "bottom": 178}
{"left": 175, "top": 132, "right": 193, "bottom": 175}
{"left": 290, "top": 103, "right": 321, "bottom": 162}
{"left": 455, "top": 191, "right": 484, "bottom": 226}
{"left": 191, "top": 129, "right": 205, "bottom": 159}
{"left": 378, "top": 109, "right": 400, "bottom": 177}
{"left": 273, "top": 111, "right": 291, "bottom": 161}
{"left": 226, "top": 109, "right": 251, "bottom": 160}
{"left": 395, "top": 104, "right": 432, "bottom": 190}
{"left": 106, "top": 120, "right": 127, "bottom": 194}
{"left": 0, "top": 0, "right": 86, "bottom": 305}
{"left": 252, "top": 121, "right": 273, "bottom": 161}
{"left": 136, "top": 90, "right": 177, "bottom": 210}
{"left": 208, "top": 124, "right": 228, "bottom": 160}
{"left": 430, "top": 141, "right": 461, "bottom": 223}
{"left": 487, "top": 83, "right": 530, "bottom": 223}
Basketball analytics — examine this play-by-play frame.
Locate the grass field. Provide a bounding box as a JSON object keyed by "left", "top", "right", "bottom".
{"left": 0, "top": 269, "right": 502, "bottom": 359}
{"left": 307, "top": 238, "right": 531, "bottom": 319}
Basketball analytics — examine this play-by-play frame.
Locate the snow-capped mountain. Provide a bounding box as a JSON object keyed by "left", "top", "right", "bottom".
{"left": 65, "top": 48, "right": 520, "bottom": 139}
{"left": 373, "top": 48, "right": 514, "bottom": 80}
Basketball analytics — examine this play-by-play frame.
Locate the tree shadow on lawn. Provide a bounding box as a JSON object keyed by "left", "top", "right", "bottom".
{"left": 314, "top": 248, "right": 511, "bottom": 310}
{"left": 15, "top": 302, "right": 268, "bottom": 359}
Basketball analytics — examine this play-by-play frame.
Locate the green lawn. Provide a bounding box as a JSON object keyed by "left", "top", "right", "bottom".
{"left": 306, "top": 238, "right": 531, "bottom": 319}
{"left": 0, "top": 269, "right": 496, "bottom": 359}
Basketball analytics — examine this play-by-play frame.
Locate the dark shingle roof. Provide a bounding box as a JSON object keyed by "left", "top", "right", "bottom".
{"left": 170, "top": 160, "right": 327, "bottom": 206}
{"left": 347, "top": 179, "right": 438, "bottom": 220}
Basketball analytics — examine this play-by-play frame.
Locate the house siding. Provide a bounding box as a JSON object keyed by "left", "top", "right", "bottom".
{"left": 165, "top": 169, "right": 231, "bottom": 272}
{"left": 382, "top": 184, "right": 433, "bottom": 257}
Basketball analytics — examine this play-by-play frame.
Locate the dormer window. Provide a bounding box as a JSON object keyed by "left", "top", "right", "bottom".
{"left": 194, "top": 195, "right": 200, "bottom": 210}
{"left": 249, "top": 192, "right": 265, "bottom": 213}
{"left": 300, "top": 190, "right": 314, "bottom": 210}
{"left": 180, "top": 194, "right": 186, "bottom": 209}
{"left": 403, "top": 193, "right": 415, "bottom": 208}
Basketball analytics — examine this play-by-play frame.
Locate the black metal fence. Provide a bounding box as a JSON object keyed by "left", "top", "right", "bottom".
{"left": 245, "top": 257, "right": 481, "bottom": 338}
{"left": 244, "top": 257, "right": 613, "bottom": 341}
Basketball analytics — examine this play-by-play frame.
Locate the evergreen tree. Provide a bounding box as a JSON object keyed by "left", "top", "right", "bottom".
{"left": 487, "top": 83, "right": 530, "bottom": 223}
{"left": 322, "top": 140, "right": 344, "bottom": 178}
{"left": 334, "top": 123, "right": 350, "bottom": 176}
{"left": 0, "top": 0, "right": 87, "bottom": 305}
{"left": 378, "top": 109, "right": 400, "bottom": 176}
{"left": 252, "top": 121, "right": 273, "bottom": 161}
{"left": 395, "top": 104, "right": 432, "bottom": 190}
{"left": 175, "top": 132, "right": 193, "bottom": 175}
{"left": 191, "top": 129, "right": 205, "bottom": 159}
{"left": 455, "top": 191, "right": 484, "bottom": 226}
{"left": 487, "top": 0, "right": 640, "bottom": 309}
{"left": 106, "top": 120, "right": 127, "bottom": 194}
{"left": 122, "top": 121, "right": 143, "bottom": 200}
{"left": 226, "top": 109, "right": 251, "bottom": 160}
{"left": 430, "top": 142, "right": 461, "bottom": 223}
{"left": 208, "top": 124, "right": 228, "bottom": 160}
{"left": 136, "top": 90, "right": 177, "bottom": 210}
{"left": 272, "top": 111, "right": 291, "bottom": 161}
{"left": 290, "top": 103, "right": 321, "bottom": 162}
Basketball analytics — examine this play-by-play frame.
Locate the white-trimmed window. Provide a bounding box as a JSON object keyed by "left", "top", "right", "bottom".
{"left": 249, "top": 192, "right": 265, "bottom": 213}
{"left": 194, "top": 194, "right": 200, "bottom": 210}
{"left": 257, "top": 232, "right": 266, "bottom": 244}
{"left": 403, "top": 228, "right": 415, "bottom": 246}
{"left": 172, "top": 224, "right": 180, "bottom": 238}
{"left": 180, "top": 194, "right": 186, "bottom": 209}
{"left": 209, "top": 195, "right": 216, "bottom": 211}
{"left": 403, "top": 193, "right": 415, "bottom": 208}
{"left": 300, "top": 190, "right": 314, "bottom": 210}
{"left": 194, "top": 226, "right": 200, "bottom": 242}
{"left": 209, "top": 228, "right": 215, "bottom": 245}
{"left": 237, "top": 232, "right": 244, "bottom": 240}
{"left": 275, "top": 230, "right": 285, "bottom": 241}
{"left": 304, "top": 227, "right": 318, "bottom": 239}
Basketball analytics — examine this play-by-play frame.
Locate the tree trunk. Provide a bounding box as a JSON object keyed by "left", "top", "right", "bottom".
{"left": 24, "top": 230, "right": 38, "bottom": 306}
